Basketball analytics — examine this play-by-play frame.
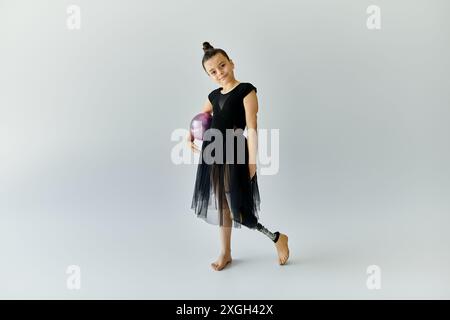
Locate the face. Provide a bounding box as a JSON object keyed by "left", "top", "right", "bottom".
{"left": 204, "top": 53, "right": 235, "bottom": 86}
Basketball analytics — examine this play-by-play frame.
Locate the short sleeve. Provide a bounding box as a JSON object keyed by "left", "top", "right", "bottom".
{"left": 242, "top": 83, "right": 257, "bottom": 98}
{"left": 208, "top": 91, "right": 214, "bottom": 104}
{"left": 208, "top": 90, "right": 216, "bottom": 104}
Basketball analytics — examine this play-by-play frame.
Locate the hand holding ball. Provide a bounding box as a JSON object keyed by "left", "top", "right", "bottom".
{"left": 187, "top": 112, "right": 212, "bottom": 154}
{"left": 190, "top": 112, "right": 212, "bottom": 141}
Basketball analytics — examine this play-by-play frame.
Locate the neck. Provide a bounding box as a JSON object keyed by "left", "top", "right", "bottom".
{"left": 222, "top": 79, "right": 239, "bottom": 91}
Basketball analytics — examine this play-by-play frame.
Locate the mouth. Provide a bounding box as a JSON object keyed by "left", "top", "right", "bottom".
{"left": 219, "top": 76, "right": 227, "bottom": 81}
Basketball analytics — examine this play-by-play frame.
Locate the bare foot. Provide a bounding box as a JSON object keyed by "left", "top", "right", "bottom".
{"left": 211, "top": 252, "right": 232, "bottom": 271}
{"left": 275, "top": 233, "right": 289, "bottom": 265}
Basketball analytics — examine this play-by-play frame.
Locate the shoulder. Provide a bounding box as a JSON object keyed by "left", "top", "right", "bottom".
{"left": 240, "top": 82, "right": 257, "bottom": 98}
{"left": 208, "top": 87, "right": 221, "bottom": 103}
{"left": 242, "top": 82, "right": 258, "bottom": 113}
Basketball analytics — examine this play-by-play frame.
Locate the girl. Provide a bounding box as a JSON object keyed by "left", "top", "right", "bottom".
{"left": 187, "top": 42, "right": 289, "bottom": 271}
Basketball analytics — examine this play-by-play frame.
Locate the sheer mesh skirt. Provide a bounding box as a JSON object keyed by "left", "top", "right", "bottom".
{"left": 190, "top": 140, "right": 261, "bottom": 229}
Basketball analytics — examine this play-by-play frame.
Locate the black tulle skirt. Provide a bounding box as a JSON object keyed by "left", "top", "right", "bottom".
{"left": 190, "top": 136, "right": 261, "bottom": 229}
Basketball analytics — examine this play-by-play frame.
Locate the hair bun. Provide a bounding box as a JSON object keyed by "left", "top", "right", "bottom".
{"left": 202, "top": 41, "right": 214, "bottom": 53}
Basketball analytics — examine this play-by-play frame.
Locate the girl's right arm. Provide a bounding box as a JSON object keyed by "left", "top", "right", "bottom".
{"left": 187, "top": 98, "right": 213, "bottom": 153}
{"left": 201, "top": 98, "right": 213, "bottom": 115}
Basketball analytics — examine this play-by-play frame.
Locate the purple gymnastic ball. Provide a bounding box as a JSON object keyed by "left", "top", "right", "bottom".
{"left": 190, "top": 112, "right": 212, "bottom": 141}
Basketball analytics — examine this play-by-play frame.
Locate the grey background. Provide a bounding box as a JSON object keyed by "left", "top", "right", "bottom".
{"left": 1, "top": 0, "right": 449, "bottom": 299}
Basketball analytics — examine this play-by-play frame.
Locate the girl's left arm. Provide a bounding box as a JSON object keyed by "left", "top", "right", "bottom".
{"left": 244, "top": 90, "right": 259, "bottom": 177}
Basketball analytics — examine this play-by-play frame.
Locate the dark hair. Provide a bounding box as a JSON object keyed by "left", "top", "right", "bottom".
{"left": 202, "top": 42, "right": 231, "bottom": 75}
